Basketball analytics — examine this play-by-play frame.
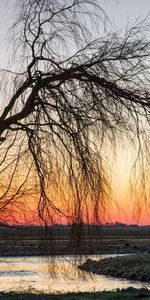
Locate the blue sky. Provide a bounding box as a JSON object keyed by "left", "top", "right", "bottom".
{"left": 0, "top": 0, "right": 150, "bottom": 68}
{"left": 103, "top": 0, "right": 150, "bottom": 27}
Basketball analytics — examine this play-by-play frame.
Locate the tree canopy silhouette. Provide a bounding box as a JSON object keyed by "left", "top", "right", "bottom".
{"left": 0, "top": 0, "right": 150, "bottom": 225}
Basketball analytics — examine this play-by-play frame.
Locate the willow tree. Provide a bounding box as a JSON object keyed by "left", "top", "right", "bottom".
{"left": 0, "top": 0, "right": 150, "bottom": 227}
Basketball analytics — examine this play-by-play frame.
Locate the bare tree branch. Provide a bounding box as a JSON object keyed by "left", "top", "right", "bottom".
{"left": 0, "top": 0, "right": 150, "bottom": 227}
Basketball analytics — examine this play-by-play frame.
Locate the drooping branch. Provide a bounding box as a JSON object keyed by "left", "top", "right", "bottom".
{"left": 0, "top": 0, "right": 150, "bottom": 225}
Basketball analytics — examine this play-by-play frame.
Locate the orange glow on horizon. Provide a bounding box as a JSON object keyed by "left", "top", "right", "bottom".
{"left": 0, "top": 144, "right": 150, "bottom": 226}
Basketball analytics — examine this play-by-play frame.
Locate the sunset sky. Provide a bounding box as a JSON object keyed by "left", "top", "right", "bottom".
{"left": 0, "top": 1, "right": 150, "bottom": 226}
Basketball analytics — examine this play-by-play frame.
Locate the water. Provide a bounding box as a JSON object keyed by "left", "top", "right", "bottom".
{"left": 0, "top": 255, "right": 149, "bottom": 293}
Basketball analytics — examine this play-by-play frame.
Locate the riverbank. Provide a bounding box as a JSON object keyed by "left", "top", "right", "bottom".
{"left": 0, "top": 288, "right": 150, "bottom": 300}
{"left": 79, "top": 254, "right": 150, "bottom": 282}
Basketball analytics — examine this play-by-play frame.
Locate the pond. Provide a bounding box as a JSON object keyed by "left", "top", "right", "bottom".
{"left": 0, "top": 255, "right": 149, "bottom": 293}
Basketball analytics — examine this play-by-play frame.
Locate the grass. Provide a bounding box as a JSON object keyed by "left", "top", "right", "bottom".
{"left": 0, "top": 288, "right": 150, "bottom": 300}
{"left": 79, "top": 254, "right": 150, "bottom": 282}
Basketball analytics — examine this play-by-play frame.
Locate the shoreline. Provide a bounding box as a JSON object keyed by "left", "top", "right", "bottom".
{"left": 79, "top": 253, "right": 150, "bottom": 282}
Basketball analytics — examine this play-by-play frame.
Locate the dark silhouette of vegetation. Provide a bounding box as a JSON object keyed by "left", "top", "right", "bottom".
{"left": 80, "top": 254, "right": 150, "bottom": 282}
{"left": 0, "top": 0, "right": 150, "bottom": 226}
{"left": 0, "top": 288, "right": 150, "bottom": 300}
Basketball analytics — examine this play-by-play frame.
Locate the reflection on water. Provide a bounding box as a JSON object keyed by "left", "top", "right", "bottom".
{"left": 0, "top": 255, "right": 149, "bottom": 293}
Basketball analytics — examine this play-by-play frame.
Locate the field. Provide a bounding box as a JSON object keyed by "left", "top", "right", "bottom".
{"left": 0, "top": 225, "right": 150, "bottom": 256}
